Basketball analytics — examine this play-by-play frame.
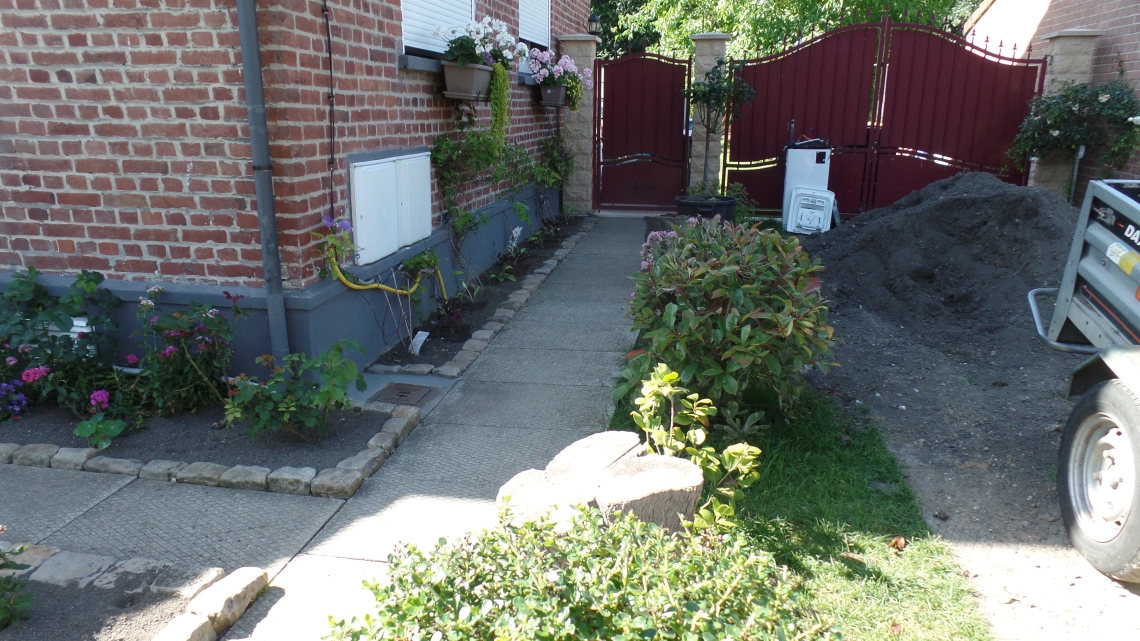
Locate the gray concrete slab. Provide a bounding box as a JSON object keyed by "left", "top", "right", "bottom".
{"left": 543, "top": 252, "right": 642, "bottom": 281}
{"left": 509, "top": 299, "right": 632, "bottom": 326}
{"left": 492, "top": 320, "right": 637, "bottom": 352}
{"left": 0, "top": 464, "right": 134, "bottom": 544}
{"left": 426, "top": 380, "right": 617, "bottom": 430}
{"left": 464, "top": 346, "right": 624, "bottom": 387}
{"left": 351, "top": 372, "right": 456, "bottom": 413}
{"left": 526, "top": 278, "right": 639, "bottom": 304}
{"left": 43, "top": 479, "right": 342, "bottom": 573}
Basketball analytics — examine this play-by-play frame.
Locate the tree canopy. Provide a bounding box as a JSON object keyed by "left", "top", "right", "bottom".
{"left": 593, "top": 0, "right": 982, "bottom": 59}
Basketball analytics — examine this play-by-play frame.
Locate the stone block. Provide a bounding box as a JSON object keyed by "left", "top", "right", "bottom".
{"left": 13, "top": 443, "right": 59, "bottom": 467}
{"left": 152, "top": 613, "right": 217, "bottom": 641}
{"left": 366, "top": 431, "right": 398, "bottom": 453}
{"left": 470, "top": 329, "right": 495, "bottom": 341}
{"left": 50, "top": 447, "right": 99, "bottom": 470}
{"left": 404, "top": 363, "right": 434, "bottom": 375}
{"left": 187, "top": 566, "right": 268, "bottom": 634}
{"left": 0, "top": 443, "right": 20, "bottom": 464}
{"left": 311, "top": 468, "right": 364, "bottom": 499}
{"left": 452, "top": 350, "right": 479, "bottom": 365}
{"left": 0, "top": 545, "right": 59, "bottom": 578}
{"left": 361, "top": 400, "right": 396, "bottom": 413}
{"left": 391, "top": 405, "right": 421, "bottom": 427}
{"left": 92, "top": 557, "right": 169, "bottom": 592}
{"left": 498, "top": 299, "right": 522, "bottom": 311}
{"left": 553, "top": 248, "right": 570, "bottom": 257}
{"left": 534, "top": 266, "right": 553, "bottom": 275}
{"left": 435, "top": 364, "right": 462, "bottom": 378}
{"left": 29, "top": 550, "right": 115, "bottom": 588}
{"left": 267, "top": 467, "right": 317, "bottom": 495}
{"left": 481, "top": 322, "right": 504, "bottom": 332}
{"left": 151, "top": 564, "right": 226, "bottom": 599}
{"left": 366, "top": 364, "right": 403, "bottom": 374}
{"left": 219, "top": 465, "right": 270, "bottom": 491}
{"left": 140, "top": 460, "right": 189, "bottom": 481}
{"left": 84, "top": 456, "right": 144, "bottom": 476}
{"left": 380, "top": 417, "right": 414, "bottom": 443}
{"left": 336, "top": 449, "right": 388, "bottom": 477}
{"left": 176, "top": 462, "right": 230, "bottom": 486}
{"left": 462, "top": 339, "right": 489, "bottom": 352}
{"left": 492, "top": 308, "right": 516, "bottom": 322}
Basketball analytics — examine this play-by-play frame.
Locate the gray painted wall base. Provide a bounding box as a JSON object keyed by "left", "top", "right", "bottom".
{"left": 0, "top": 186, "right": 562, "bottom": 375}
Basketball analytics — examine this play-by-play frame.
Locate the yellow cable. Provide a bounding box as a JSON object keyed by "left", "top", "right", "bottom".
{"left": 327, "top": 250, "right": 447, "bottom": 300}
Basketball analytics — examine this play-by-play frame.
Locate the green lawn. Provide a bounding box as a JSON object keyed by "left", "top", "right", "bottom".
{"left": 611, "top": 389, "right": 992, "bottom": 640}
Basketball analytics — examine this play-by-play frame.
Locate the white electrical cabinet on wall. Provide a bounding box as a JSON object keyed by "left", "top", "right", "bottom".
{"left": 350, "top": 151, "right": 432, "bottom": 265}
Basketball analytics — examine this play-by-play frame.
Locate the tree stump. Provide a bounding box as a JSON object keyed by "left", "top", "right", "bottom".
{"left": 594, "top": 454, "right": 704, "bottom": 533}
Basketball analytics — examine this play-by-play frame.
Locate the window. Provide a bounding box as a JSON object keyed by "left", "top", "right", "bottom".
{"left": 402, "top": 0, "right": 474, "bottom": 54}
{"left": 519, "top": 0, "right": 551, "bottom": 47}
{"left": 350, "top": 152, "right": 432, "bottom": 265}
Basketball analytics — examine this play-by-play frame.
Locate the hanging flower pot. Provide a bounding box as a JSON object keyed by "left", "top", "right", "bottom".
{"left": 441, "top": 61, "right": 494, "bottom": 101}
{"left": 538, "top": 85, "right": 567, "bottom": 108}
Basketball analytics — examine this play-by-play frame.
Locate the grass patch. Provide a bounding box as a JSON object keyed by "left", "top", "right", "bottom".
{"left": 610, "top": 388, "right": 991, "bottom": 640}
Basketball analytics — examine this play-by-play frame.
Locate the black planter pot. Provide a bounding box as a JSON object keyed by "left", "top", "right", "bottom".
{"left": 675, "top": 195, "right": 737, "bottom": 222}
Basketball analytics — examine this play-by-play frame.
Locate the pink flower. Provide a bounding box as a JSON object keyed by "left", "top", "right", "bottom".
{"left": 5, "top": 356, "right": 16, "bottom": 366}
{"left": 21, "top": 366, "right": 50, "bottom": 383}
{"left": 158, "top": 346, "right": 178, "bottom": 359}
{"left": 17, "top": 344, "right": 32, "bottom": 354}
{"left": 125, "top": 354, "right": 139, "bottom": 366}
{"left": 89, "top": 389, "right": 110, "bottom": 410}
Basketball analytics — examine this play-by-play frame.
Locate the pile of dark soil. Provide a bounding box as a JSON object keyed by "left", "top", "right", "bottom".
{"left": 801, "top": 172, "right": 1078, "bottom": 345}
{"left": 0, "top": 405, "right": 391, "bottom": 470}
{"left": 375, "top": 216, "right": 586, "bottom": 368}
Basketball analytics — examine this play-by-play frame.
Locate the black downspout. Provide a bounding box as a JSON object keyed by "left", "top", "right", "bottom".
{"left": 236, "top": 0, "right": 290, "bottom": 361}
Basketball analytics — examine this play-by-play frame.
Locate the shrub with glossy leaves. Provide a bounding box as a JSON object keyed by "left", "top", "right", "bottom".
{"left": 619, "top": 218, "right": 834, "bottom": 414}
{"left": 327, "top": 507, "right": 834, "bottom": 641}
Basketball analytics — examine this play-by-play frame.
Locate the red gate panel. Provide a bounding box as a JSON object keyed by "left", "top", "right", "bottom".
{"left": 594, "top": 54, "right": 691, "bottom": 210}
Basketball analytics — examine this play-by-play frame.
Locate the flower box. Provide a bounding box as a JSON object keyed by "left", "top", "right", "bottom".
{"left": 538, "top": 85, "right": 567, "bottom": 108}
{"left": 441, "top": 61, "right": 494, "bottom": 101}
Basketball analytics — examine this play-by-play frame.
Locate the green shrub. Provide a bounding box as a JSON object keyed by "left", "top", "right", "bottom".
{"left": 0, "top": 526, "right": 31, "bottom": 630}
{"left": 327, "top": 507, "right": 834, "bottom": 641}
{"left": 619, "top": 219, "right": 834, "bottom": 415}
{"left": 225, "top": 339, "right": 367, "bottom": 440}
{"left": 1009, "top": 79, "right": 1140, "bottom": 170}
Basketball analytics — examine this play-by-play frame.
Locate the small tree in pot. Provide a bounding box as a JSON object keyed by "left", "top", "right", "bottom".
{"left": 677, "top": 57, "right": 755, "bottom": 221}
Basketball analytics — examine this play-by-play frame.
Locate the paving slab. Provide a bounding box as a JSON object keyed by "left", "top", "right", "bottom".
{"left": 526, "top": 278, "right": 641, "bottom": 304}
{"left": 42, "top": 478, "right": 342, "bottom": 573}
{"left": 509, "top": 299, "right": 633, "bottom": 326}
{"left": 427, "top": 380, "right": 617, "bottom": 431}
{"left": 463, "top": 345, "right": 625, "bottom": 387}
{"left": 491, "top": 320, "right": 637, "bottom": 352}
{"left": 0, "top": 464, "right": 134, "bottom": 544}
{"left": 28, "top": 550, "right": 115, "bottom": 588}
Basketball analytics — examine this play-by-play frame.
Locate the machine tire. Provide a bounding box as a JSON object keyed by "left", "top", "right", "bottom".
{"left": 1059, "top": 379, "right": 1140, "bottom": 582}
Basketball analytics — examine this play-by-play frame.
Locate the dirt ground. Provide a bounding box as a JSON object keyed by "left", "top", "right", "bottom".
{"left": 800, "top": 173, "right": 1140, "bottom": 640}
{"left": 0, "top": 405, "right": 392, "bottom": 470}
{"left": 0, "top": 582, "right": 185, "bottom": 641}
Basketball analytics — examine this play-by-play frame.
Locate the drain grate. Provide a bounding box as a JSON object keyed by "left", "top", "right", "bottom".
{"left": 371, "top": 382, "right": 434, "bottom": 406}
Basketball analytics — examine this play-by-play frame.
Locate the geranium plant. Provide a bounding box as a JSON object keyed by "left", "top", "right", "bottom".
{"left": 527, "top": 50, "right": 593, "bottom": 110}
{"left": 434, "top": 17, "right": 528, "bottom": 67}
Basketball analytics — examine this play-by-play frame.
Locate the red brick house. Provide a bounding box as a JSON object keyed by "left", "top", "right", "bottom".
{"left": 0, "top": 0, "right": 591, "bottom": 366}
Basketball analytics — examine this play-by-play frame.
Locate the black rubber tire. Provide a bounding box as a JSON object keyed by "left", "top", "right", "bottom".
{"left": 1059, "top": 379, "right": 1140, "bottom": 582}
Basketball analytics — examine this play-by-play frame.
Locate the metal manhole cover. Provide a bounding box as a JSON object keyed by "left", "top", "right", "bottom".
{"left": 371, "top": 382, "right": 434, "bottom": 406}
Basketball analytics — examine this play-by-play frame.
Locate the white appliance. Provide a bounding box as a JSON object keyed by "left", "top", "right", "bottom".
{"left": 787, "top": 187, "right": 837, "bottom": 235}
{"left": 350, "top": 152, "right": 432, "bottom": 265}
{"left": 783, "top": 147, "right": 831, "bottom": 232}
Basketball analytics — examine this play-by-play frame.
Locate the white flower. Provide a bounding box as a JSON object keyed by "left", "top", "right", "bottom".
{"left": 1099, "top": 94, "right": 1111, "bottom": 103}
{"left": 1129, "top": 116, "right": 1140, "bottom": 125}
{"left": 1051, "top": 130, "right": 1060, "bottom": 136}
{"left": 146, "top": 285, "right": 163, "bottom": 295}
{"left": 138, "top": 298, "right": 154, "bottom": 308}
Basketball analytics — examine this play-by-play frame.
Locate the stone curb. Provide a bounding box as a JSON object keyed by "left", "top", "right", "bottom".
{"left": 156, "top": 566, "right": 269, "bottom": 641}
{"left": 0, "top": 403, "right": 422, "bottom": 500}
{"left": 363, "top": 218, "right": 597, "bottom": 381}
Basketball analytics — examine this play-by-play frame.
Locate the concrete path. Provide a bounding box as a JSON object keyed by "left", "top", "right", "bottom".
{"left": 0, "top": 216, "right": 645, "bottom": 640}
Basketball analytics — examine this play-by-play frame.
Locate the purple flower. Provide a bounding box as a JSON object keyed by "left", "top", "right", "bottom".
{"left": 17, "top": 344, "right": 31, "bottom": 354}
{"left": 150, "top": 316, "right": 159, "bottom": 325}
{"left": 323, "top": 214, "right": 336, "bottom": 228}
{"left": 5, "top": 356, "right": 16, "bottom": 366}
{"left": 89, "top": 389, "right": 110, "bottom": 410}
{"left": 158, "top": 346, "right": 178, "bottom": 359}
{"left": 335, "top": 219, "right": 352, "bottom": 232}
{"left": 125, "top": 354, "right": 139, "bottom": 366}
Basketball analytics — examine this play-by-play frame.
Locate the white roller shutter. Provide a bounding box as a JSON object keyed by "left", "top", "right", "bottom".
{"left": 519, "top": 0, "right": 550, "bottom": 47}
{"left": 403, "top": 0, "right": 474, "bottom": 54}
{"left": 350, "top": 152, "right": 433, "bottom": 265}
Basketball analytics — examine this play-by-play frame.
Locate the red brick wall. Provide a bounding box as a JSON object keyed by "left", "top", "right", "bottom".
{"left": 0, "top": 0, "right": 590, "bottom": 288}
{"left": 1031, "top": 0, "right": 1140, "bottom": 189}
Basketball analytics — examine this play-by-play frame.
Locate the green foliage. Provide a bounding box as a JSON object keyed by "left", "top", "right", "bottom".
{"left": 0, "top": 527, "right": 30, "bottom": 630}
{"left": 225, "top": 340, "right": 368, "bottom": 440}
{"left": 135, "top": 289, "right": 239, "bottom": 417}
{"left": 75, "top": 412, "right": 127, "bottom": 450}
{"left": 490, "top": 62, "right": 510, "bottom": 149}
{"left": 440, "top": 35, "right": 488, "bottom": 66}
{"left": 327, "top": 507, "right": 833, "bottom": 641}
{"left": 630, "top": 363, "right": 763, "bottom": 530}
{"left": 685, "top": 57, "right": 755, "bottom": 184}
{"left": 399, "top": 250, "right": 440, "bottom": 275}
{"left": 536, "top": 132, "right": 575, "bottom": 190}
{"left": 489, "top": 264, "right": 515, "bottom": 283}
{"left": 592, "top": 0, "right": 660, "bottom": 58}
{"left": 620, "top": 218, "right": 834, "bottom": 413}
{"left": 690, "top": 180, "right": 761, "bottom": 221}
{"left": 1009, "top": 79, "right": 1140, "bottom": 169}
{"left": 614, "top": 0, "right": 980, "bottom": 59}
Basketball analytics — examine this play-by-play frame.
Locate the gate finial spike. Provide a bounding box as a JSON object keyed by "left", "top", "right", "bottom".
{"left": 984, "top": 35, "right": 990, "bottom": 51}
{"left": 1012, "top": 42, "right": 1018, "bottom": 57}
{"left": 916, "top": 9, "right": 922, "bottom": 22}
{"left": 903, "top": 7, "right": 910, "bottom": 21}
{"left": 997, "top": 39, "right": 1003, "bottom": 55}
{"left": 1026, "top": 42, "right": 1033, "bottom": 56}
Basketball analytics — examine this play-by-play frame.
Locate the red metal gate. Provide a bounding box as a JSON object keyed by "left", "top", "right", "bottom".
{"left": 723, "top": 17, "right": 1047, "bottom": 214}
{"left": 593, "top": 54, "right": 691, "bottom": 210}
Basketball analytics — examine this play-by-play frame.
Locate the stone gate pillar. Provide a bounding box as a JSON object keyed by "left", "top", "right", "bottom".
{"left": 689, "top": 33, "right": 732, "bottom": 189}
{"left": 1028, "top": 29, "right": 1104, "bottom": 197}
{"left": 559, "top": 34, "right": 600, "bottom": 214}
